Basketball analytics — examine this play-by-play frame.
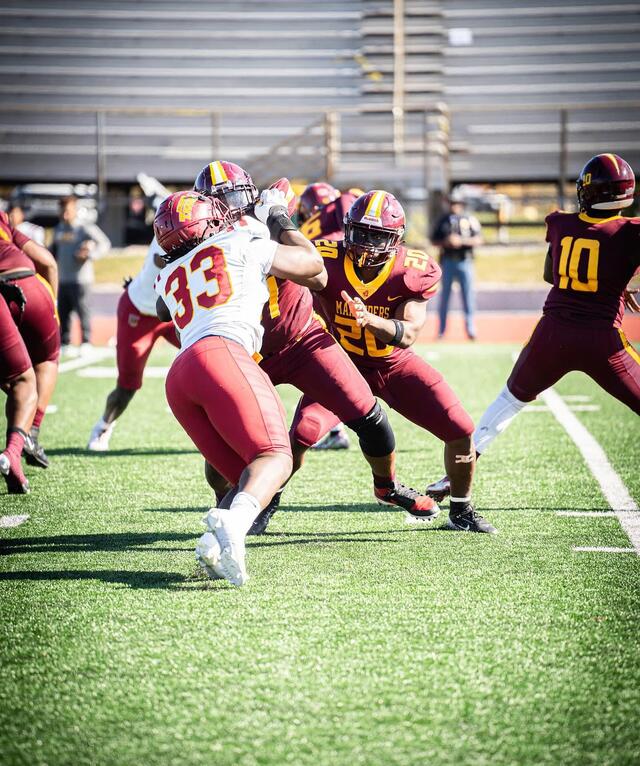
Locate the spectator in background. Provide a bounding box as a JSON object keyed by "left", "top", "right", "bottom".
{"left": 51, "top": 196, "right": 110, "bottom": 355}
{"left": 431, "top": 190, "right": 482, "bottom": 341}
{"left": 8, "top": 204, "right": 46, "bottom": 246}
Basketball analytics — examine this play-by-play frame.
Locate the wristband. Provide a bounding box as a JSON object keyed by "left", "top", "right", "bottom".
{"left": 266, "top": 206, "right": 297, "bottom": 243}
{"left": 389, "top": 319, "right": 404, "bottom": 347}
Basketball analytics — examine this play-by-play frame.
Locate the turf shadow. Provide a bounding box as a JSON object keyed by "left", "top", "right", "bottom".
{"left": 46, "top": 447, "right": 198, "bottom": 458}
{"left": 0, "top": 569, "right": 187, "bottom": 589}
{"left": 0, "top": 531, "right": 195, "bottom": 556}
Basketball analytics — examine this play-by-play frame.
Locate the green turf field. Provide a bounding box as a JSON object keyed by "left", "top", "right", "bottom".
{"left": 1, "top": 344, "right": 639, "bottom": 766}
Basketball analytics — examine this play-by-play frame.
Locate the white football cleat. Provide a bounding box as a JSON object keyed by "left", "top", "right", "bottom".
{"left": 202, "top": 508, "right": 249, "bottom": 586}
{"left": 87, "top": 420, "right": 115, "bottom": 452}
{"left": 195, "top": 532, "right": 224, "bottom": 580}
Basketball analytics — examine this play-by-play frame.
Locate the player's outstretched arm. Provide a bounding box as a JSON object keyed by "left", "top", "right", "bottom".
{"left": 341, "top": 291, "right": 427, "bottom": 349}
{"left": 254, "top": 189, "right": 327, "bottom": 289}
{"left": 21, "top": 240, "right": 58, "bottom": 297}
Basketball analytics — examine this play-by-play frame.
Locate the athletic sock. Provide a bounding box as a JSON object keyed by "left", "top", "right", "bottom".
{"left": 474, "top": 385, "right": 527, "bottom": 455}
{"left": 32, "top": 408, "right": 45, "bottom": 431}
{"left": 5, "top": 428, "right": 27, "bottom": 466}
{"left": 450, "top": 496, "right": 471, "bottom": 504}
{"left": 228, "top": 491, "right": 262, "bottom": 535}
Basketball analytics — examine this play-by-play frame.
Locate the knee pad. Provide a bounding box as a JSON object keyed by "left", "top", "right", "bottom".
{"left": 345, "top": 401, "right": 395, "bottom": 457}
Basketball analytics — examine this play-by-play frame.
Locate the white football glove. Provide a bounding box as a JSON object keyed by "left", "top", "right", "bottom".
{"left": 253, "top": 188, "right": 288, "bottom": 225}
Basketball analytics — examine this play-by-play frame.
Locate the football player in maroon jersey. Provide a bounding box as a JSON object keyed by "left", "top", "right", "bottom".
{"left": 194, "top": 163, "right": 439, "bottom": 533}
{"left": 257, "top": 190, "right": 495, "bottom": 534}
{"left": 298, "top": 183, "right": 364, "bottom": 450}
{"left": 0, "top": 211, "right": 59, "bottom": 490}
{"left": 297, "top": 182, "right": 340, "bottom": 225}
{"left": 0, "top": 211, "right": 60, "bottom": 466}
{"left": 427, "top": 153, "right": 640, "bottom": 502}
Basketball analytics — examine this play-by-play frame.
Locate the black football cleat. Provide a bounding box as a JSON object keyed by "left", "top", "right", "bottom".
{"left": 375, "top": 482, "right": 439, "bottom": 523}
{"left": 23, "top": 434, "right": 50, "bottom": 469}
{"left": 247, "top": 490, "right": 283, "bottom": 536}
{"left": 447, "top": 502, "right": 496, "bottom": 534}
{"left": 0, "top": 451, "right": 30, "bottom": 494}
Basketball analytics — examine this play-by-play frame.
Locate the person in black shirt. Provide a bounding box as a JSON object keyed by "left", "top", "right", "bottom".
{"left": 431, "top": 190, "right": 482, "bottom": 340}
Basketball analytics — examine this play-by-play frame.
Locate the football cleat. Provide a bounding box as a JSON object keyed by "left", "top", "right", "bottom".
{"left": 87, "top": 420, "right": 115, "bottom": 452}
{"left": 23, "top": 434, "right": 50, "bottom": 469}
{"left": 447, "top": 502, "right": 497, "bottom": 534}
{"left": 195, "top": 531, "right": 224, "bottom": 580}
{"left": 375, "top": 482, "right": 439, "bottom": 523}
{"left": 426, "top": 475, "right": 451, "bottom": 502}
{"left": 202, "top": 508, "right": 249, "bottom": 586}
{"left": 0, "top": 451, "right": 30, "bottom": 494}
{"left": 247, "top": 490, "right": 283, "bottom": 536}
{"left": 312, "top": 426, "right": 350, "bottom": 451}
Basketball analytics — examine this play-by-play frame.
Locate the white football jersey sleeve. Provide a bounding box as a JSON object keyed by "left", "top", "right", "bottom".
{"left": 128, "top": 236, "right": 165, "bottom": 316}
{"left": 154, "top": 217, "right": 277, "bottom": 356}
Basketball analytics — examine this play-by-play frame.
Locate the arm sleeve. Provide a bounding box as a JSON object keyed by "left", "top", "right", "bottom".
{"left": 83, "top": 223, "right": 111, "bottom": 259}
{"left": 469, "top": 216, "right": 482, "bottom": 236}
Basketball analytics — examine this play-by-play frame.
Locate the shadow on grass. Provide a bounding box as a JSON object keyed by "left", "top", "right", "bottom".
{"left": 46, "top": 447, "right": 198, "bottom": 458}
{"left": 0, "top": 568, "right": 240, "bottom": 591}
{"left": 143, "top": 503, "right": 396, "bottom": 515}
{"left": 0, "top": 531, "right": 195, "bottom": 556}
{"left": 0, "top": 568, "right": 188, "bottom": 589}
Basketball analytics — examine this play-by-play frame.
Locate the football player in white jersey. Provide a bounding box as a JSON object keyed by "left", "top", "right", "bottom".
{"left": 86, "top": 234, "right": 180, "bottom": 451}
{"left": 154, "top": 186, "right": 325, "bottom": 586}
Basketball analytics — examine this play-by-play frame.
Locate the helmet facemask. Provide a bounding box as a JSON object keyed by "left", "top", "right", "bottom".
{"left": 344, "top": 220, "right": 403, "bottom": 269}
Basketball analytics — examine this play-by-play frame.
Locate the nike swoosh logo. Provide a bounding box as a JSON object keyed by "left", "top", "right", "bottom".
{"left": 387, "top": 295, "right": 404, "bottom": 302}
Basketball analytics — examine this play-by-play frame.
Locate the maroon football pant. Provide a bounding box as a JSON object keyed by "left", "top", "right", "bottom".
{"left": 0, "top": 294, "right": 31, "bottom": 382}
{"left": 116, "top": 289, "right": 179, "bottom": 391}
{"left": 508, "top": 315, "right": 640, "bottom": 414}
{"left": 290, "top": 347, "right": 474, "bottom": 447}
{"left": 260, "top": 318, "right": 376, "bottom": 426}
{"left": 165, "top": 336, "right": 292, "bottom": 486}
{"left": 8, "top": 274, "right": 60, "bottom": 366}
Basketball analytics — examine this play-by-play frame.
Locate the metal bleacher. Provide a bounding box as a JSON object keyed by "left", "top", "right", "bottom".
{"left": 0, "top": 0, "right": 639, "bottom": 191}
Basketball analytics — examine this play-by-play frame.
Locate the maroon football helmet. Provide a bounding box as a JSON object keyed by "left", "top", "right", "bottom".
{"left": 576, "top": 153, "right": 635, "bottom": 212}
{"left": 153, "top": 191, "right": 228, "bottom": 261}
{"left": 344, "top": 190, "right": 406, "bottom": 268}
{"left": 193, "top": 160, "right": 258, "bottom": 221}
{"left": 298, "top": 182, "right": 339, "bottom": 223}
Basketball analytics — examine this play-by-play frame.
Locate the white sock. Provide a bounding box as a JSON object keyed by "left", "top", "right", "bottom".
{"left": 474, "top": 385, "right": 527, "bottom": 455}
{"left": 450, "top": 496, "right": 471, "bottom": 504}
{"left": 97, "top": 417, "right": 114, "bottom": 431}
{"left": 228, "top": 491, "right": 262, "bottom": 536}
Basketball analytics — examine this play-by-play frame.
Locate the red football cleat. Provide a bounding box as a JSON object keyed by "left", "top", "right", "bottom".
{"left": 374, "top": 482, "right": 439, "bottom": 522}
{"left": 0, "top": 450, "right": 30, "bottom": 494}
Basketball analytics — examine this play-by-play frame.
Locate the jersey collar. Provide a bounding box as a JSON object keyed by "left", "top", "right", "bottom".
{"left": 344, "top": 254, "right": 396, "bottom": 300}
{"left": 578, "top": 212, "right": 621, "bottom": 224}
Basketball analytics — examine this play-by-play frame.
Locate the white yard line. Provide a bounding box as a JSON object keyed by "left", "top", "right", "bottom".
{"left": 58, "top": 347, "right": 114, "bottom": 374}
{"left": 0, "top": 515, "right": 30, "bottom": 528}
{"left": 541, "top": 387, "right": 639, "bottom": 554}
